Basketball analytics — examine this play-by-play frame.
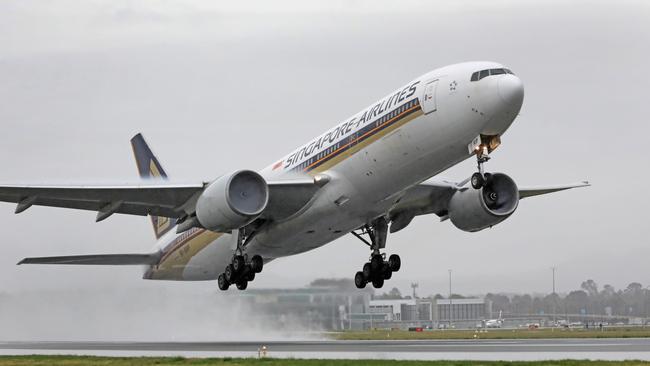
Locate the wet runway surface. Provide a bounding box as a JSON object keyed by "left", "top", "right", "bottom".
{"left": 2, "top": 338, "right": 650, "bottom": 360}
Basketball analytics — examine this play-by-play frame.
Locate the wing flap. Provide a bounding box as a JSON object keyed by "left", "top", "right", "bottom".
{"left": 18, "top": 253, "right": 160, "bottom": 265}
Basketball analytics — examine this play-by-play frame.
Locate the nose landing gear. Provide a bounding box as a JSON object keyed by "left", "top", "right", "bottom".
{"left": 471, "top": 145, "right": 492, "bottom": 189}
{"left": 351, "top": 217, "right": 401, "bottom": 289}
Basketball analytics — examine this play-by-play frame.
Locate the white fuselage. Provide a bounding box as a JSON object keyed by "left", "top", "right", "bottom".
{"left": 145, "top": 61, "right": 524, "bottom": 280}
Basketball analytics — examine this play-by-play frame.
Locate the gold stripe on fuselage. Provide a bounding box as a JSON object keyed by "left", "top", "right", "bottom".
{"left": 150, "top": 229, "right": 223, "bottom": 280}
{"left": 309, "top": 105, "right": 424, "bottom": 174}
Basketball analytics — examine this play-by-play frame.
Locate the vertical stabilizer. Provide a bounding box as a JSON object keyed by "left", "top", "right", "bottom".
{"left": 130, "top": 133, "right": 176, "bottom": 239}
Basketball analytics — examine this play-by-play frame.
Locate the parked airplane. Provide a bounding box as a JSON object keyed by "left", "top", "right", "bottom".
{"left": 484, "top": 311, "right": 504, "bottom": 328}
{"left": 0, "top": 61, "right": 588, "bottom": 291}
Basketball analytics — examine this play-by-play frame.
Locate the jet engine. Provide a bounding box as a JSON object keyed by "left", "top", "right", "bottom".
{"left": 195, "top": 170, "right": 269, "bottom": 232}
{"left": 448, "top": 173, "right": 519, "bottom": 232}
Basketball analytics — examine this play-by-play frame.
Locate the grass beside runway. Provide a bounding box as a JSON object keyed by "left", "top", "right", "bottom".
{"left": 333, "top": 327, "right": 650, "bottom": 340}
{"left": 0, "top": 357, "right": 650, "bottom": 366}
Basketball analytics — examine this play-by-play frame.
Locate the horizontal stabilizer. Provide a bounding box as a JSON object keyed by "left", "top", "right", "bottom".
{"left": 17, "top": 253, "right": 160, "bottom": 265}
{"left": 519, "top": 181, "right": 590, "bottom": 199}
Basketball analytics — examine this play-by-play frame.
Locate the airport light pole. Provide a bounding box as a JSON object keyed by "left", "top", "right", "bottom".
{"left": 448, "top": 269, "right": 453, "bottom": 328}
{"left": 551, "top": 266, "right": 557, "bottom": 329}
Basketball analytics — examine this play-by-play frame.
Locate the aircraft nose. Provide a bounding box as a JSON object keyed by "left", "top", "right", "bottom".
{"left": 497, "top": 74, "right": 524, "bottom": 107}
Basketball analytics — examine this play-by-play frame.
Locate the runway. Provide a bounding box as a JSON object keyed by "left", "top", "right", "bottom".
{"left": 2, "top": 338, "right": 650, "bottom": 361}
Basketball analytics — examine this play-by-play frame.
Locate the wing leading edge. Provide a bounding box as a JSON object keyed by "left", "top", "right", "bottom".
{"left": 17, "top": 253, "right": 160, "bottom": 265}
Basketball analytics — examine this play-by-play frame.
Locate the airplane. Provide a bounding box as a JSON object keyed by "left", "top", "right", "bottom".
{"left": 484, "top": 311, "right": 504, "bottom": 328}
{"left": 0, "top": 61, "right": 589, "bottom": 291}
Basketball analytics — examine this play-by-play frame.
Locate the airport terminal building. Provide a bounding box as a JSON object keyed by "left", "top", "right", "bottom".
{"left": 366, "top": 297, "right": 490, "bottom": 329}
{"left": 229, "top": 280, "right": 491, "bottom": 330}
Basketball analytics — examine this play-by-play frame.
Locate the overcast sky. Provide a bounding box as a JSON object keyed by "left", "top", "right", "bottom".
{"left": 1, "top": 0, "right": 649, "bottom": 332}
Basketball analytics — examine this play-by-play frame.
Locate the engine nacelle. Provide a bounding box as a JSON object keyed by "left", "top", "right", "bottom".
{"left": 195, "top": 170, "right": 269, "bottom": 232}
{"left": 448, "top": 173, "right": 519, "bottom": 232}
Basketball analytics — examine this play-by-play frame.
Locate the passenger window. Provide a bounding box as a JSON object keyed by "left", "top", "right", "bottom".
{"left": 470, "top": 72, "right": 479, "bottom": 82}
{"left": 479, "top": 70, "right": 489, "bottom": 80}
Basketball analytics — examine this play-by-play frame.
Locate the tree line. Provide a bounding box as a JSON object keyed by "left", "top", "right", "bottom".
{"left": 376, "top": 280, "right": 650, "bottom": 318}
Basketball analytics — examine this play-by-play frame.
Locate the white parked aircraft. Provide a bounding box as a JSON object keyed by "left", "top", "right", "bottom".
{"left": 1, "top": 61, "right": 588, "bottom": 290}
{"left": 485, "top": 311, "right": 504, "bottom": 328}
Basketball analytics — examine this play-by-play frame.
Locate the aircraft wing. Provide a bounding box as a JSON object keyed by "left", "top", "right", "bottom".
{"left": 0, "top": 179, "right": 322, "bottom": 223}
{"left": 387, "top": 178, "right": 589, "bottom": 233}
{"left": 18, "top": 253, "right": 160, "bottom": 265}
{"left": 0, "top": 183, "right": 206, "bottom": 221}
{"left": 518, "top": 182, "right": 591, "bottom": 199}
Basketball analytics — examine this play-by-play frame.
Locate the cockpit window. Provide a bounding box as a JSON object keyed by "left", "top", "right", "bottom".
{"left": 471, "top": 68, "right": 515, "bottom": 81}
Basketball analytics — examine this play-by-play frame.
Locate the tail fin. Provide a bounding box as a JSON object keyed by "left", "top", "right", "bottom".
{"left": 130, "top": 133, "right": 176, "bottom": 239}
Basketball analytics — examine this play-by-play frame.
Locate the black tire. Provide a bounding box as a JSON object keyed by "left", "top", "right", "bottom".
{"left": 224, "top": 264, "right": 235, "bottom": 282}
{"left": 246, "top": 270, "right": 256, "bottom": 282}
{"left": 236, "top": 280, "right": 248, "bottom": 290}
{"left": 370, "top": 255, "right": 383, "bottom": 272}
{"left": 232, "top": 255, "right": 246, "bottom": 273}
{"left": 471, "top": 172, "right": 485, "bottom": 189}
{"left": 389, "top": 254, "right": 401, "bottom": 272}
{"left": 372, "top": 278, "right": 385, "bottom": 289}
{"left": 362, "top": 263, "right": 372, "bottom": 280}
{"left": 484, "top": 172, "right": 493, "bottom": 185}
{"left": 251, "top": 255, "right": 264, "bottom": 273}
{"left": 354, "top": 271, "right": 366, "bottom": 289}
{"left": 383, "top": 267, "right": 393, "bottom": 280}
{"left": 217, "top": 274, "right": 229, "bottom": 291}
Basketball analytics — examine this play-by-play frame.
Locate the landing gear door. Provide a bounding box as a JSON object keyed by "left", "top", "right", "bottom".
{"left": 422, "top": 80, "right": 438, "bottom": 114}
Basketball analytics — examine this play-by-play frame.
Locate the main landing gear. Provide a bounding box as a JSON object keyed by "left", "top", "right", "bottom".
{"left": 471, "top": 145, "right": 492, "bottom": 189}
{"left": 351, "top": 217, "right": 401, "bottom": 289}
{"left": 217, "top": 230, "right": 264, "bottom": 291}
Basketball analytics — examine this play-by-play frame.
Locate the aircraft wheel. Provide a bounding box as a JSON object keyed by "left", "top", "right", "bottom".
{"left": 383, "top": 264, "right": 393, "bottom": 280}
{"left": 224, "top": 264, "right": 235, "bottom": 282}
{"left": 232, "top": 255, "right": 246, "bottom": 273}
{"left": 246, "top": 270, "right": 255, "bottom": 282}
{"left": 370, "top": 254, "right": 383, "bottom": 272}
{"left": 372, "top": 278, "right": 385, "bottom": 289}
{"left": 354, "top": 271, "right": 366, "bottom": 289}
{"left": 217, "top": 274, "right": 229, "bottom": 291}
{"left": 236, "top": 280, "right": 248, "bottom": 290}
{"left": 388, "top": 254, "right": 401, "bottom": 272}
{"left": 484, "top": 172, "right": 493, "bottom": 185}
{"left": 471, "top": 172, "right": 485, "bottom": 189}
{"left": 362, "top": 263, "right": 372, "bottom": 280}
{"left": 251, "top": 255, "right": 264, "bottom": 273}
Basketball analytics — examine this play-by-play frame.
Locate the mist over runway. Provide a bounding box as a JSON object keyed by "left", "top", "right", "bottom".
{"left": 2, "top": 338, "right": 650, "bottom": 361}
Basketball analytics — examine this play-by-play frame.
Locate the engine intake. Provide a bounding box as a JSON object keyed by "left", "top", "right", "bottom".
{"left": 448, "top": 173, "right": 519, "bottom": 232}
{"left": 196, "top": 170, "right": 269, "bottom": 232}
